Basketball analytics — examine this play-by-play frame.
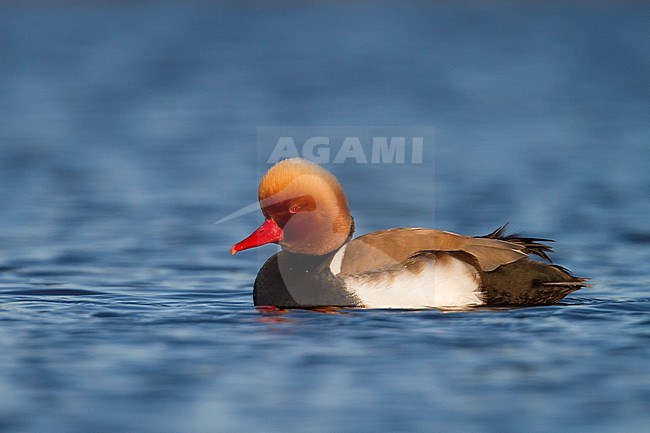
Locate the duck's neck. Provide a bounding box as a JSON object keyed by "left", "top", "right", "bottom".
{"left": 344, "top": 216, "right": 355, "bottom": 247}
{"left": 282, "top": 216, "right": 355, "bottom": 258}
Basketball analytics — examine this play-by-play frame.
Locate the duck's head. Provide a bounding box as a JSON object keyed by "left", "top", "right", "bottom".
{"left": 231, "top": 158, "right": 353, "bottom": 256}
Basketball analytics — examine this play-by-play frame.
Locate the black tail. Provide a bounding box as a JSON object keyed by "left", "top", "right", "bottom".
{"left": 479, "top": 223, "right": 590, "bottom": 305}
{"left": 479, "top": 223, "right": 554, "bottom": 262}
{"left": 483, "top": 258, "right": 590, "bottom": 306}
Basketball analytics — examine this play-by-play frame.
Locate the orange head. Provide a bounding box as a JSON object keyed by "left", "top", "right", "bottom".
{"left": 231, "top": 158, "right": 353, "bottom": 256}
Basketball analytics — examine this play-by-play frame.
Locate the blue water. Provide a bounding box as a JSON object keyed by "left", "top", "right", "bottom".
{"left": 1, "top": 2, "right": 649, "bottom": 432}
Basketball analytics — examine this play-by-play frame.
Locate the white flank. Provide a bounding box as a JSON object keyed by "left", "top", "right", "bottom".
{"left": 329, "top": 244, "right": 347, "bottom": 275}
{"left": 342, "top": 256, "right": 484, "bottom": 309}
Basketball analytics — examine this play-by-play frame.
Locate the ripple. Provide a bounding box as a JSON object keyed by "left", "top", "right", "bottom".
{"left": 90, "top": 311, "right": 125, "bottom": 318}
{"left": 0, "top": 288, "right": 106, "bottom": 296}
{"left": 622, "top": 231, "right": 650, "bottom": 244}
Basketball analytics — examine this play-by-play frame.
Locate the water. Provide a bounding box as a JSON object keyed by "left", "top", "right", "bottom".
{"left": 1, "top": 2, "right": 649, "bottom": 432}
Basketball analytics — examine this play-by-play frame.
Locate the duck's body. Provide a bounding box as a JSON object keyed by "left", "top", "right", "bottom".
{"left": 232, "top": 158, "right": 587, "bottom": 309}
{"left": 254, "top": 226, "right": 585, "bottom": 308}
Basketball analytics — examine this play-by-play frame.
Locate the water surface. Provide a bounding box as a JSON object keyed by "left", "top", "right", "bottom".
{"left": 1, "top": 3, "right": 649, "bottom": 432}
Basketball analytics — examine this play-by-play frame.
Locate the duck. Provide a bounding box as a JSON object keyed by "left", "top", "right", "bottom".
{"left": 230, "top": 158, "right": 587, "bottom": 309}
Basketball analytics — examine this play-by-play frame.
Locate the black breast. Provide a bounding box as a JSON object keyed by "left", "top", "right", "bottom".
{"left": 253, "top": 251, "right": 360, "bottom": 308}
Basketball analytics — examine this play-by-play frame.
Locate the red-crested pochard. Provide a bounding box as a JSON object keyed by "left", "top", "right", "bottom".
{"left": 231, "top": 158, "right": 587, "bottom": 309}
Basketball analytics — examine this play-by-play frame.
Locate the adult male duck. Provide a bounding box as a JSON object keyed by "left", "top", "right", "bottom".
{"left": 231, "top": 158, "right": 587, "bottom": 309}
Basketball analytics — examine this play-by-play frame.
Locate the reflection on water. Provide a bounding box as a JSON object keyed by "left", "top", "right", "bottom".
{"left": 0, "top": 2, "right": 649, "bottom": 433}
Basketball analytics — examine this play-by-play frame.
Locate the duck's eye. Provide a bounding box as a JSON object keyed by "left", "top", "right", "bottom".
{"left": 289, "top": 204, "right": 300, "bottom": 214}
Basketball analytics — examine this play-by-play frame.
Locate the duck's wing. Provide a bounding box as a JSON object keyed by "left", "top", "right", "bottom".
{"left": 335, "top": 226, "right": 588, "bottom": 306}
{"left": 478, "top": 223, "right": 554, "bottom": 262}
{"left": 336, "top": 227, "right": 528, "bottom": 276}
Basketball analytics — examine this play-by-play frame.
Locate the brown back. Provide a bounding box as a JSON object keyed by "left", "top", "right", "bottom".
{"left": 339, "top": 228, "right": 527, "bottom": 275}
